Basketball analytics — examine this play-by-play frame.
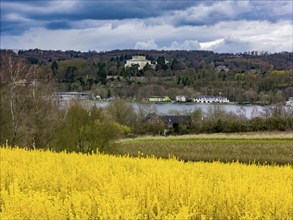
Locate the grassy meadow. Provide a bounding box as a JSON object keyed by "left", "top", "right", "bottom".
{"left": 109, "top": 132, "right": 293, "bottom": 165}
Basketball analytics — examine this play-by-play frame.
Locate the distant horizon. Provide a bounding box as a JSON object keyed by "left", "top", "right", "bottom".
{"left": 2, "top": 47, "right": 292, "bottom": 55}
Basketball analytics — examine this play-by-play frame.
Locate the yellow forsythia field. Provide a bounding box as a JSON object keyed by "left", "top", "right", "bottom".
{"left": 0, "top": 147, "right": 292, "bottom": 219}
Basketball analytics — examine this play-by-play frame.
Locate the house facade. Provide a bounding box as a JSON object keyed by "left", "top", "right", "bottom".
{"left": 145, "top": 113, "right": 191, "bottom": 134}
{"left": 55, "top": 92, "right": 93, "bottom": 101}
{"left": 194, "top": 96, "right": 229, "bottom": 103}
{"left": 125, "top": 56, "right": 152, "bottom": 70}
{"left": 215, "top": 65, "right": 229, "bottom": 72}
{"left": 175, "top": 95, "right": 186, "bottom": 102}
{"left": 148, "top": 96, "right": 171, "bottom": 102}
{"left": 286, "top": 97, "right": 293, "bottom": 106}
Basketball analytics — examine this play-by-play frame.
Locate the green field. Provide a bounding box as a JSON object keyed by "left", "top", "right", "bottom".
{"left": 108, "top": 132, "right": 293, "bottom": 165}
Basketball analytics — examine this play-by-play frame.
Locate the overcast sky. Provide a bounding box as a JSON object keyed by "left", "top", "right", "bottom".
{"left": 1, "top": 0, "right": 292, "bottom": 53}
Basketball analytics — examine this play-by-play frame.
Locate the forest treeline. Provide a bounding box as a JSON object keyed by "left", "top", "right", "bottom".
{"left": 1, "top": 49, "right": 293, "bottom": 104}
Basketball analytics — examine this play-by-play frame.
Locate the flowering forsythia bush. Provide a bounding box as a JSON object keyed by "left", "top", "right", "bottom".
{"left": 0, "top": 146, "right": 292, "bottom": 219}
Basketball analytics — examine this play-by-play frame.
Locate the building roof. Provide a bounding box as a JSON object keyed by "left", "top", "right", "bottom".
{"left": 145, "top": 112, "right": 158, "bottom": 121}
{"left": 145, "top": 113, "right": 190, "bottom": 125}
{"left": 215, "top": 65, "right": 229, "bottom": 72}
{"left": 130, "top": 56, "right": 147, "bottom": 61}
{"left": 161, "top": 115, "right": 190, "bottom": 125}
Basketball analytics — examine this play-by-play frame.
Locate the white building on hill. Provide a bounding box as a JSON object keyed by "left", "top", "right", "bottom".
{"left": 125, "top": 56, "right": 152, "bottom": 70}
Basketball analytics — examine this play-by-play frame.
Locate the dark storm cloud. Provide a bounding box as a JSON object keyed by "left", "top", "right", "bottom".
{"left": 1, "top": 1, "right": 194, "bottom": 22}
{"left": 1, "top": 0, "right": 292, "bottom": 35}
{"left": 0, "top": 0, "right": 196, "bottom": 35}
{"left": 0, "top": 21, "right": 27, "bottom": 36}
{"left": 45, "top": 21, "right": 71, "bottom": 30}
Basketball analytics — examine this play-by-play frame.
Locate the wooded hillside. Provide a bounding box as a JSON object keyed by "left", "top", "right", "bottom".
{"left": 1, "top": 49, "right": 293, "bottom": 104}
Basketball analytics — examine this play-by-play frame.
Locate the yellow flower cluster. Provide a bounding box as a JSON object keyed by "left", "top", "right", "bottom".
{"left": 0, "top": 147, "right": 292, "bottom": 219}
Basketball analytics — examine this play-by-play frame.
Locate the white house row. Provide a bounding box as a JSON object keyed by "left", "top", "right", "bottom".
{"left": 194, "top": 96, "right": 229, "bottom": 103}
{"left": 175, "top": 96, "right": 229, "bottom": 103}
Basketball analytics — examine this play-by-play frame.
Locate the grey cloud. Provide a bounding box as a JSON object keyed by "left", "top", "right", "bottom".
{"left": 2, "top": 0, "right": 292, "bottom": 36}
{"left": 1, "top": 0, "right": 292, "bottom": 53}
{"left": 2, "top": 19, "right": 291, "bottom": 53}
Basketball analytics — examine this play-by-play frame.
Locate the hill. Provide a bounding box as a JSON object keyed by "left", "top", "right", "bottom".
{"left": 1, "top": 49, "right": 293, "bottom": 104}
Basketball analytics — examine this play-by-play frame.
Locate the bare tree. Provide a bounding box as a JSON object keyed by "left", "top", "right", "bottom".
{"left": 0, "top": 53, "right": 58, "bottom": 147}
{"left": 0, "top": 54, "right": 34, "bottom": 144}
